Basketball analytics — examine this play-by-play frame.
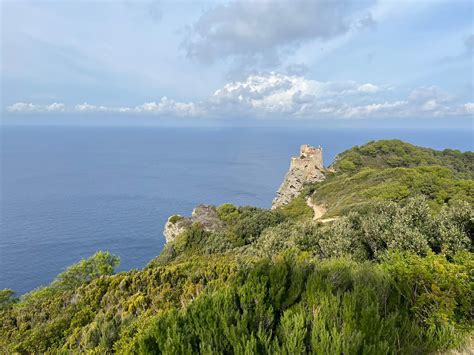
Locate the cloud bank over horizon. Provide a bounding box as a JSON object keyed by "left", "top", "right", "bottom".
{"left": 7, "top": 73, "right": 473, "bottom": 119}
{"left": 2, "top": 0, "right": 473, "bottom": 123}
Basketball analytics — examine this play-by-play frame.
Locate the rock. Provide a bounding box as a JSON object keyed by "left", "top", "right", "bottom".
{"left": 190, "top": 205, "right": 225, "bottom": 232}
{"left": 272, "top": 144, "right": 326, "bottom": 209}
{"left": 163, "top": 215, "right": 191, "bottom": 243}
{"left": 163, "top": 205, "right": 225, "bottom": 243}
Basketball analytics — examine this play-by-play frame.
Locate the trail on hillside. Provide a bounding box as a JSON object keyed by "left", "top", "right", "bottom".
{"left": 306, "top": 196, "right": 338, "bottom": 223}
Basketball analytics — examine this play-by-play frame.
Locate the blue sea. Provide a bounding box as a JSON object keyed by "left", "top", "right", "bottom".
{"left": 1, "top": 125, "right": 473, "bottom": 294}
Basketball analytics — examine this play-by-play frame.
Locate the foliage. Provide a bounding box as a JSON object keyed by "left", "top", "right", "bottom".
{"left": 277, "top": 193, "right": 314, "bottom": 221}
{"left": 168, "top": 215, "right": 183, "bottom": 224}
{"left": 1, "top": 139, "right": 473, "bottom": 353}
{"left": 309, "top": 165, "right": 473, "bottom": 216}
{"left": 382, "top": 251, "right": 473, "bottom": 333}
{"left": 216, "top": 203, "right": 241, "bottom": 223}
{"left": 232, "top": 208, "right": 286, "bottom": 244}
{"left": 0, "top": 289, "right": 17, "bottom": 310}
{"left": 53, "top": 251, "right": 120, "bottom": 290}
{"left": 133, "top": 253, "right": 473, "bottom": 354}
{"left": 245, "top": 197, "right": 473, "bottom": 261}
{"left": 0, "top": 254, "right": 245, "bottom": 353}
{"left": 160, "top": 206, "right": 287, "bottom": 261}
{"left": 332, "top": 139, "right": 474, "bottom": 178}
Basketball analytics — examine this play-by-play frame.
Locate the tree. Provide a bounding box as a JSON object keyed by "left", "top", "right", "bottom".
{"left": 0, "top": 289, "right": 17, "bottom": 309}
{"left": 53, "top": 251, "right": 120, "bottom": 290}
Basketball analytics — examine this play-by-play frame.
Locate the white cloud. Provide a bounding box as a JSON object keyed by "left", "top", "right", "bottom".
{"left": 6, "top": 74, "right": 473, "bottom": 119}
{"left": 7, "top": 102, "right": 38, "bottom": 112}
{"left": 348, "top": 101, "right": 408, "bottom": 118}
{"left": 73, "top": 97, "right": 200, "bottom": 116}
{"left": 357, "top": 83, "right": 379, "bottom": 93}
{"left": 133, "top": 97, "right": 200, "bottom": 116}
{"left": 7, "top": 102, "right": 65, "bottom": 112}
{"left": 421, "top": 99, "right": 438, "bottom": 112}
{"left": 462, "top": 102, "right": 474, "bottom": 114}
{"left": 208, "top": 73, "right": 389, "bottom": 117}
{"left": 408, "top": 86, "right": 451, "bottom": 103}
{"left": 75, "top": 102, "right": 98, "bottom": 112}
{"left": 211, "top": 73, "right": 384, "bottom": 115}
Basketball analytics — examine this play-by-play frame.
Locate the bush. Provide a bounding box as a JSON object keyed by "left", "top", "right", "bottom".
{"left": 382, "top": 252, "right": 474, "bottom": 349}
{"left": 233, "top": 209, "right": 286, "bottom": 244}
{"left": 310, "top": 165, "right": 474, "bottom": 216}
{"left": 53, "top": 251, "right": 120, "bottom": 290}
{"left": 333, "top": 140, "right": 474, "bottom": 178}
{"left": 216, "top": 203, "right": 240, "bottom": 222}
{"left": 277, "top": 193, "right": 314, "bottom": 221}
{"left": 0, "top": 289, "right": 17, "bottom": 310}
{"left": 168, "top": 215, "right": 183, "bottom": 224}
{"left": 133, "top": 253, "right": 473, "bottom": 353}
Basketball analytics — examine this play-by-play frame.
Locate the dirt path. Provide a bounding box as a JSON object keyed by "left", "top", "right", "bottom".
{"left": 306, "top": 196, "right": 338, "bottom": 223}
{"left": 306, "top": 196, "right": 326, "bottom": 220}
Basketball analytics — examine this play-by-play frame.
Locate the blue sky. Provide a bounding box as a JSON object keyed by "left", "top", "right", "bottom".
{"left": 2, "top": 0, "right": 473, "bottom": 124}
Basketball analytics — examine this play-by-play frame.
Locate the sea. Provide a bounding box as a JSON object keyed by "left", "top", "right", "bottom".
{"left": 1, "top": 125, "right": 473, "bottom": 294}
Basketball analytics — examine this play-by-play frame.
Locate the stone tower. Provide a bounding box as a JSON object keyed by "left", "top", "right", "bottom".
{"left": 272, "top": 144, "right": 325, "bottom": 209}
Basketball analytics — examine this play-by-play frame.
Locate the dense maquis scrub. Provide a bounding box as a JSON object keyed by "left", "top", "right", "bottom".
{"left": 1, "top": 140, "right": 473, "bottom": 354}
{"left": 331, "top": 139, "right": 474, "bottom": 178}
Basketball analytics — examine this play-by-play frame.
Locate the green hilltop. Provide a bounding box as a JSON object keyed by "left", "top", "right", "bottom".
{"left": 1, "top": 140, "right": 473, "bottom": 354}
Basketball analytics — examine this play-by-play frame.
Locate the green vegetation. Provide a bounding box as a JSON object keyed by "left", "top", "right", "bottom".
{"left": 168, "top": 214, "right": 184, "bottom": 224}
{"left": 332, "top": 139, "right": 474, "bottom": 178}
{"left": 278, "top": 193, "right": 314, "bottom": 221}
{"left": 136, "top": 252, "right": 472, "bottom": 354}
{"left": 1, "top": 140, "right": 472, "bottom": 354}
{"left": 0, "top": 289, "right": 17, "bottom": 310}
{"left": 299, "top": 140, "right": 474, "bottom": 217}
{"left": 309, "top": 166, "right": 474, "bottom": 216}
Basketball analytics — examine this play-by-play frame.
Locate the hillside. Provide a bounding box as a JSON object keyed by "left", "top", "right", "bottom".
{"left": 291, "top": 140, "right": 474, "bottom": 218}
{"left": 331, "top": 140, "right": 474, "bottom": 178}
{"left": 1, "top": 140, "right": 473, "bottom": 354}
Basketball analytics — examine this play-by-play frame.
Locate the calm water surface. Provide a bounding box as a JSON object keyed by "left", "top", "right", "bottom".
{"left": 1, "top": 125, "right": 472, "bottom": 294}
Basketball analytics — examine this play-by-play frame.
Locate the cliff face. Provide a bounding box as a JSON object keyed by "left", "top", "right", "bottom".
{"left": 272, "top": 144, "right": 326, "bottom": 209}
{"left": 164, "top": 144, "right": 326, "bottom": 241}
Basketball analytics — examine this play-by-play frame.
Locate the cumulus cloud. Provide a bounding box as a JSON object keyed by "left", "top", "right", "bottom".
{"left": 208, "top": 72, "right": 385, "bottom": 117}
{"left": 73, "top": 98, "right": 200, "bottom": 116}
{"left": 357, "top": 83, "right": 380, "bottom": 93}
{"left": 205, "top": 73, "right": 472, "bottom": 119}
{"left": 75, "top": 102, "right": 100, "bottom": 112}
{"left": 7, "top": 102, "right": 65, "bottom": 112}
{"left": 183, "top": 0, "right": 376, "bottom": 65}
{"left": 134, "top": 97, "right": 200, "bottom": 116}
{"left": 6, "top": 73, "right": 473, "bottom": 119}
{"left": 75, "top": 102, "right": 131, "bottom": 113}
{"left": 462, "top": 102, "right": 474, "bottom": 114}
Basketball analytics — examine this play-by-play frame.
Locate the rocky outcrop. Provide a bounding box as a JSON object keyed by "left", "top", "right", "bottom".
{"left": 163, "top": 205, "right": 225, "bottom": 243}
{"left": 272, "top": 144, "right": 326, "bottom": 209}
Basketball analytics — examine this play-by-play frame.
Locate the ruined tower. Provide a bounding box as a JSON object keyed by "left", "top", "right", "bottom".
{"left": 271, "top": 144, "right": 325, "bottom": 209}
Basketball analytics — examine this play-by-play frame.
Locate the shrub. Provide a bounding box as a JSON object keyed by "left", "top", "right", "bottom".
{"left": 0, "top": 289, "right": 17, "bottom": 310}
{"left": 233, "top": 209, "right": 286, "bottom": 244}
{"left": 383, "top": 252, "right": 474, "bottom": 349}
{"left": 53, "top": 251, "right": 120, "bottom": 290}
{"left": 133, "top": 253, "right": 473, "bottom": 353}
{"left": 216, "top": 203, "right": 240, "bottom": 222}
{"left": 168, "top": 215, "right": 183, "bottom": 224}
{"left": 277, "top": 194, "right": 314, "bottom": 221}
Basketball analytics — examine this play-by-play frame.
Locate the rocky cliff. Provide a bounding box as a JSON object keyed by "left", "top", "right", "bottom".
{"left": 163, "top": 144, "right": 326, "bottom": 242}
{"left": 163, "top": 205, "right": 225, "bottom": 243}
{"left": 272, "top": 144, "right": 326, "bottom": 209}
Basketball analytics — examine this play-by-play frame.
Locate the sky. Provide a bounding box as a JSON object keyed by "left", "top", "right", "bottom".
{"left": 1, "top": 0, "right": 473, "bottom": 126}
